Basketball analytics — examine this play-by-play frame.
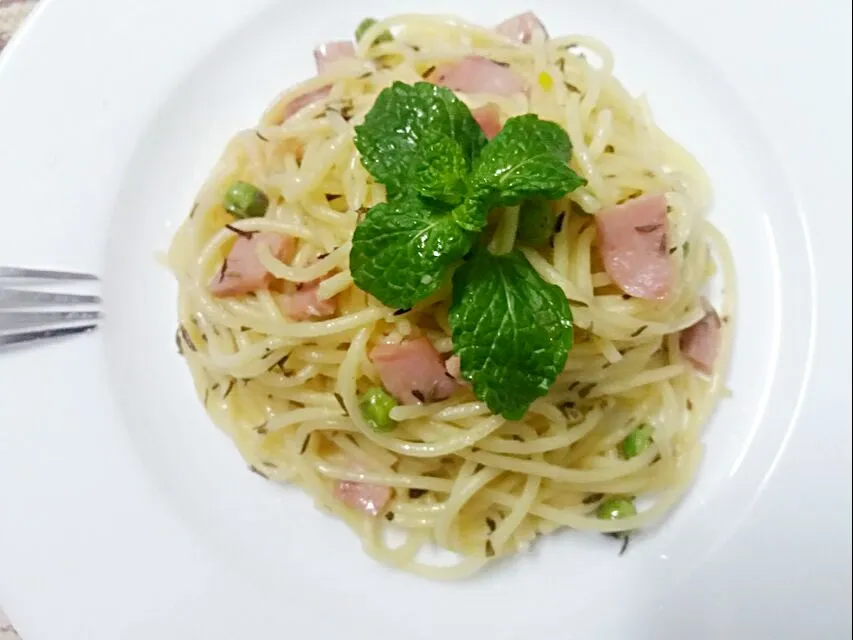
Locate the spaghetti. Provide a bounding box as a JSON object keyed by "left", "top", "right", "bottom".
{"left": 168, "top": 13, "right": 734, "bottom": 579}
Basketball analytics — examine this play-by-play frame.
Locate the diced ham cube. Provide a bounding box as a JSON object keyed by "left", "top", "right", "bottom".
{"left": 472, "top": 103, "right": 502, "bottom": 139}
{"left": 430, "top": 55, "right": 527, "bottom": 95}
{"left": 209, "top": 232, "right": 294, "bottom": 297}
{"left": 313, "top": 40, "right": 356, "bottom": 74}
{"left": 369, "top": 337, "right": 458, "bottom": 405}
{"left": 495, "top": 11, "right": 548, "bottom": 43}
{"left": 595, "top": 194, "right": 673, "bottom": 300}
{"left": 279, "top": 282, "right": 337, "bottom": 321}
{"left": 333, "top": 478, "right": 392, "bottom": 517}
{"left": 281, "top": 85, "right": 332, "bottom": 121}
{"left": 680, "top": 299, "right": 722, "bottom": 374}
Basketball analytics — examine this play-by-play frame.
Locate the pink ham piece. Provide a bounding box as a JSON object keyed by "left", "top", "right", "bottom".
{"left": 279, "top": 282, "right": 337, "bottom": 321}
{"left": 281, "top": 85, "right": 332, "bottom": 121}
{"left": 595, "top": 194, "right": 673, "bottom": 300}
{"left": 210, "top": 232, "right": 295, "bottom": 297}
{"left": 472, "top": 103, "right": 502, "bottom": 139}
{"left": 680, "top": 300, "right": 722, "bottom": 374}
{"left": 313, "top": 40, "right": 356, "bottom": 74}
{"left": 430, "top": 55, "right": 527, "bottom": 96}
{"left": 495, "top": 11, "right": 548, "bottom": 43}
{"left": 333, "top": 478, "right": 392, "bottom": 517}
{"left": 370, "top": 337, "right": 458, "bottom": 405}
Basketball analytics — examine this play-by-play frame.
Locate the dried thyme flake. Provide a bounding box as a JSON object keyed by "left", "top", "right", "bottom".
{"left": 630, "top": 325, "right": 648, "bottom": 338}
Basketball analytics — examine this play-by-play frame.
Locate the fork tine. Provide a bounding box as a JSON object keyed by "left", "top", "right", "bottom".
{"left": 0, "top": 288, "right": 102, "bottom": 308}
{"left": 0, "top": 266, "right": 101, "bottom": 348}
{"left": 0, "top": 267, "right": 98, "bottom": 282}
{"left": 0, "top": 324, "right": 98, "bottom": 350}
{"left": 0, "top": 311, "right": 102, "bottom": 332}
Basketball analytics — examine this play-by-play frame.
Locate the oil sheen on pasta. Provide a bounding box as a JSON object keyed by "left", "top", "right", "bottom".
{"left": 168, "top": 13, "right": 735, "bottom": 579}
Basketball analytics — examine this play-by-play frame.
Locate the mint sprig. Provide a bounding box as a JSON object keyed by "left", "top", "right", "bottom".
{"left": 351, "top": 81, "right": 585, "bottom": 417}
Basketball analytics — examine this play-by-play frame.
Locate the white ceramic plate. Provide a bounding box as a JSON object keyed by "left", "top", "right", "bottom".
{"left": 0, "top": 0, "right": 850, "bottom": 638}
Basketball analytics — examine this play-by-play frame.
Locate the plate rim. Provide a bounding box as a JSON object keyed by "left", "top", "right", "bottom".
{"left": 0, "top": 0, "right": 849, "bottom": 638}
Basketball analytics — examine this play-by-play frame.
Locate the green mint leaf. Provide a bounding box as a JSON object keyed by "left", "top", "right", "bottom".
{"left": 468, "top": 114, "right": 586, "bottom": 214}
{"left": 350, "top": 194, "right": 476, "bottom": 309}
{"left": 449, "top": 249, "right": 574, "bottom": 420}
{"left": 354, "top": 81, "right": 487, "bottom": 196}
{"left": 412, "top": 133, "right": 469, "bottom": 206}
{"left": 517, "top": 198, "right": 557, "bottom": 247}
{"left": 450, "top": 198, "right": 490, "bottom": 233}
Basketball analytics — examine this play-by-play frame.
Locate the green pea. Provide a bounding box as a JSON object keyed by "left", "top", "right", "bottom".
{"left": 517, "top": 198, "right": 556, "bottom": 247}
{"left": 619, "top": 425, "right": 653, "bottom": 459}
{"left": 596, "top": 497, "right": 637, "bottom": 521}
{"left": 360, "top": 387, "right": 398, "bottom": 432}
{"left": 223, "top": 181, "right": 269, "bottom": 219}
{"left": 355, "top": 18, "right": 393, "bottom": 44}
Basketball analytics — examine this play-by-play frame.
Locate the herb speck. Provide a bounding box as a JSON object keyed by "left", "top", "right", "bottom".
{"left": 179, "top": 325, "right": 197, "bottom": 352}
{"left": 224, "top": 223, "right": 256, "bottom": 240}
{"left": 554, "top": 212, "right": 566, "bottom": 233}
{"left": 249, "top": 465, "right": 269, "bottom": 479}
{"left": 269, "top": 354, "right": 289, "bottom": 373}
{"left": 334, "top": 393, "right": 348, "bottom": 413}
{"left": 630, "top": 325, "right": 648, "bottom": 338}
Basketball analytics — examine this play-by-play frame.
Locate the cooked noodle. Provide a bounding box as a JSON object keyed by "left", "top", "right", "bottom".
{"left": 167, "top": 14, "right": 734, "bottom": 579}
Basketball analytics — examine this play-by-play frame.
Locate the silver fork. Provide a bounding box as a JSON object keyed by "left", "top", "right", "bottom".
{"left": 0, "top": 267, "right": 102, "bottom": 351}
